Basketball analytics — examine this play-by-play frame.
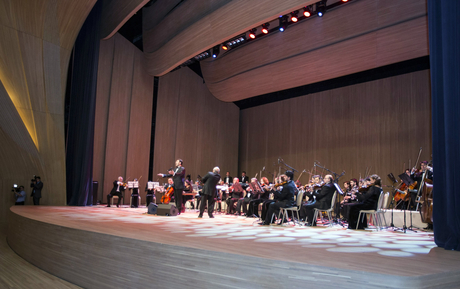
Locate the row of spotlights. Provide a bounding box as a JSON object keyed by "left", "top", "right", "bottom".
{"left": 191, "top": 0, "right": 351, "bottom": 62}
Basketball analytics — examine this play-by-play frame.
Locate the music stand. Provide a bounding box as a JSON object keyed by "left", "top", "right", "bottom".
{"left": 332, "top": 183, "right": 345, "bottom": 227}
{"left": 386, "top": 173, "right": 398, "bottom": 228}
{"left": 396, "top": 173, "right": 417, "bottom": 233}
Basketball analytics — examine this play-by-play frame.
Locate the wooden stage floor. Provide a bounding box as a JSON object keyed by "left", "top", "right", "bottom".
{"left": 7, "top": 206, "right": 460, "bottom": 289}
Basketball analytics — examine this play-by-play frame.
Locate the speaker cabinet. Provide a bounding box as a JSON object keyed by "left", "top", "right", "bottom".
{"left": 156, "top": 204, "right": 178, "bottom": 216}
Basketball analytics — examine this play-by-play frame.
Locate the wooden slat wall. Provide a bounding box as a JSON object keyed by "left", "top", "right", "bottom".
{"left": 201, "top": 0, "right": 429, "bottom": 102}
{"left": 153, "top": 67, "right": 239, "bottom": 183}
{"left": 0, "top": 0, "right": 96, "bottom": 230}
{"left": 143, "top": 0, "right": 315, "bottom": 76}
{"left": 93, "top": 33, "right": 154, "bottom": 204}
{"left": 239, "top": 70, "right": 432, "bottom": 186}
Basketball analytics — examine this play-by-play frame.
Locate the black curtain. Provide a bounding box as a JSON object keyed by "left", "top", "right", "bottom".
{"left": 428, "top": 0, "right": 460, "bottom": 251}
{"left": 66, "top": 1, "right": 102, "bottom": 206}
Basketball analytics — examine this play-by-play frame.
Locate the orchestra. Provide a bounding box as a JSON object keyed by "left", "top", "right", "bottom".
{"left": 106, "top": 157, "right": 434, "bottom": 231}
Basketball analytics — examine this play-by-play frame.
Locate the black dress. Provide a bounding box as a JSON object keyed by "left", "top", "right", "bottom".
{"left": 348, "top": 185, "right": 382, "bottom": 229}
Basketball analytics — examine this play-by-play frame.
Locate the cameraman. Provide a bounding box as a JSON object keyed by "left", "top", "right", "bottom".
{"left": 14, "top": 186, "right": 26, "bottom": 205}
{"left": 31, "top": 176, "right": 43, "bottom": 205}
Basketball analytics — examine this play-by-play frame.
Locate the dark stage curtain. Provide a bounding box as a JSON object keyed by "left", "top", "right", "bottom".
{"left": 66, "top": 2, "right": 102, "bottom": 206}
{"left": 428, "top": 0, "right": 460, "bottom": 251}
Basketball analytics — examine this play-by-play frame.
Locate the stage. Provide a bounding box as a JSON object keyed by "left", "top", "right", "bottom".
{"left": 7, "top": 206, "right": 460, "bottom": 289}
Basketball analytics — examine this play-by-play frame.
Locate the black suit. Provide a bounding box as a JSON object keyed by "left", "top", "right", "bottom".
{"left": 199, "top": 171, "right": 221, "bottom": 217}
{"left": 239, "top": 176, "right": 249, "bottom": 184}
{"left": 223, "top": 176, "right": 233, "bottom": 185}
{"left": 31, "top": 181, "right": 43, "bottom": 205}
{"left": 163, "top": 166, "right": 186, "bottom": 213}
{"left": 348, "top": 185, "right": 382, "bottom": 229}
{"left": 107, "top": 181, "right": 126, "bottom": 207}
{"left": 264, "top": 180, "right": 297, "bottom": 224}
{"left": 226, "top": 183, "right": 244, "bottom": 214}
{"left": 300, "top": 182, "right": 336, "bottom": 225}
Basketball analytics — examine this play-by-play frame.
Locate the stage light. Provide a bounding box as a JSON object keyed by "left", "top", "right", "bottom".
{"left": 279, "top": 15, "right": 288, "bottom": 32}
{"left": 303, "top": 6, "right": 312, "bottom": 17}
{"left": 317, "top": 0, "right": 327, "bottom": 17}
{"left": 290, "top": 11, "right": 298, "bottom": 23}
{"left": 212, "top": 46, "right": 219, "bottom": 58}
{"left": 249, "top": 28, "right": 256, "bottom": 39}
{"left": 261, "top": 23, "right": 270, "bottom": 34}
{"left": 342, "top": 0, "right": 348, "bottom": 2}
{"left": 222, "top": 44, "right": 228, "bottom": 51}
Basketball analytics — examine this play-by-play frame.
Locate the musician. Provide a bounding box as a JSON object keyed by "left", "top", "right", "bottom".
{"left": 107, "top": 176, "right": 126, "bottom": 207}
{"left": 183, "top": 175, "right": 194, "bottom": 209}
{"left": 198, "top": 167, "right": 221, "bottom": 218}
{"left": 348, "top": 174, "right": 383, "bottom": 229}
{"left": 239, "top": 171, "right": 249, "bottom": 184}
{"left": 158, "top": 159, "right": 186, "bottom": 214}
{"left": 261, "top": 176, "right": 283, "bottom": 221}
{"left": 235, "top": 178, "right": 259, "bottom": 216}
{"left": 194, "top": 180, "right": 203, "bottom": 210}
{"left": 409, "top": 161, "right": 433, "bottom": 210}
{"left": 223, "top": 172, "right": 233, "bottom": 185}
{"left": 260, "top": 171, "right": 296, "bottom": 225}
{"left": 340, "top": 178, "right": 359, "bottom": 221}
{"left": 226, "top": 178, "right": 245, "bottom": 214}
{"left": 299, "top": 174, "right": 335, "bottom": 226}
{"left": 247, "top": 177, "right": 271, "bottom": 218}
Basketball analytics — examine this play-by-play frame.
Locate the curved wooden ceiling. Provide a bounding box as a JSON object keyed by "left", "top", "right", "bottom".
{"left": 142, "top": 0, "right": 315, "bottom": 76}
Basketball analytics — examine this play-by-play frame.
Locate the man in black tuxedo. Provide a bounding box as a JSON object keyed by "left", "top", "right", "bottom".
{"left": 261, "top": 171, "right": 297, "bottom": 225}
{"left": 158, "top": 159, "right": 186, "bottom": 214}
{"left": 300, "top": 174, "right": 336, "bottom": 226}
{"left": 223, "top": 172, "right": 233, "bottom": 185}
{"left": 31, "top": 176, "right": 43, "bottom": 205}
{"left": 198, "top": 167, "right": 221, "bottom": 218}
{"left": 239, "top": 171, "right": 249, "bottom": 184}
{"left": 107, "top": 176, "right": 127, "bottom": 207}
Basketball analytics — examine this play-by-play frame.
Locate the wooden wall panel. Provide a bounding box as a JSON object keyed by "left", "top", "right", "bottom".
{"left": 125, "top": 50, "right": 153, "bottom": 201}
{"left": 239, "top": 70, "right": 431, "bottom": 187}
{"left": 153, "top": 67, "right": 239, "bottom": 183}
{"left": 93, "top": 37, "right": 115, "bottom": 200}
{"left": 201, "top": 0, "right": 429, "bottom": 102}
{"left": 103, "top": 34, "right": 134, "bottom": 202}
{"left": 143, "top": 0, "right": 314, "bottom": 76}
{"left": 94, "top": 33, "right": 154, "bottom": 204}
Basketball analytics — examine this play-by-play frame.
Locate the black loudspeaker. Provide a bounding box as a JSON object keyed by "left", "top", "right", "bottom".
{"left": 156, "top": 204, "right": 178, "bottom": 216}
{"left": 147, "top": 203, "right": 158, "bottom": 214}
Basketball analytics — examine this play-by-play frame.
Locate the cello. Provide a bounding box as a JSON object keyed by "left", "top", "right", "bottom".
{"left": 161, "top": 186, "right": 174, "bottom": 204}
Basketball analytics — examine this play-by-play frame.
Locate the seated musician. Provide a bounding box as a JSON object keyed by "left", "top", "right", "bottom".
{"left": 235, "top": 178, "right": 259, "bottom": 216}
{"left": 260, "top": 177, "right": 279, "bottom": 221}
{"left": 162, "top": 178, "right": 174, "bottom": 203}
{"left": 304, "top": 175, "right": 324, "bottom": 202}
{"left": 226, "top": 178, "right": 244, "bottom": 214}
{"left": 348, "top": 174, "right": 383, "bottom": 229}
{"left": 223, "top": 171, "right": 233, "bottom": 186}
{"left": 299, "top": 174, "right": 335, "bottom": 226}
{"left": 183, "top": 175, "right": 194, "bottom": 209}
{"left": 194, "top": 180, "right": 203, "bottom": 210}
{"left": 339, "top": 178, "right": 359, "bottom": 220}
{"left": 107, "top": 176, "right": 126, "bottom": 207}
{"left": 247, "top": 177, "right": 271, "bottom": 218}
{"left": 260, "top": 171, "right": 296, "bottom": 225}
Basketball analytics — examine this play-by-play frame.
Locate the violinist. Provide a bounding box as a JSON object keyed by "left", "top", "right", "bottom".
{"left": 348, "top": 174, "right": 383, "bottom": 229}
{"left": 107, "top": 176, "right": 127, "bottom": 207}
{"left": 300, "top": 174, "right": 335, "bottom": 226}
{"left": 340, "top": 178, "right": 359, "bottom": 221}
{"left": 247, "top": 177, "right": 271, "bottom": 218}
{"left": 235, "top": 178, "right": 259, "bottom": 216}
{"left": 158, "top": 159, "right": 186, "bottom": 214}
{"left": 226, "top": 178, "right": 245, "bottom": 214}
{"left": 260, "top": 177, "right": 280, "bottom": 221}
{"left": 260, "top": 171, "right": 296, "bottom": 226}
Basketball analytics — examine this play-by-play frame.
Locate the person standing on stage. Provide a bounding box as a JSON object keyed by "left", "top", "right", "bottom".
{"left": 198, "top": 167, "right": 221, "bottom": 218}
{"left": 31, "top": 176, "right": 43, "bottom": 205}
{"left": 107, "top": 176, "right": 127, "bottom": 207}
{"left": 223, "top": 171, "right": 233, "bottom": 185}
{"left": 239, "top": 171, "right": 249, "bottom": 184}
{"left": 158, "top": 159, "right": 186, "bottom": 214}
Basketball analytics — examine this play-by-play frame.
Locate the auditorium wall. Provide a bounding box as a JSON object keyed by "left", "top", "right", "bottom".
{"left": 153, "top": 67, "right": 240, "bottom": 184}
{"left": 93, "top": 33, "right": 154, "bottom": 204}
{"left": 239, "top": 70, "right": 432, "bottom": 186}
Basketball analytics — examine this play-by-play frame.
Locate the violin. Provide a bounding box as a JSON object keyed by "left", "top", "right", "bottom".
{"left": 161, "top": 186, "right": 174, "bottom": 204}
{"left": 274, "top": 181, "right": 287, "bottom": 188}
